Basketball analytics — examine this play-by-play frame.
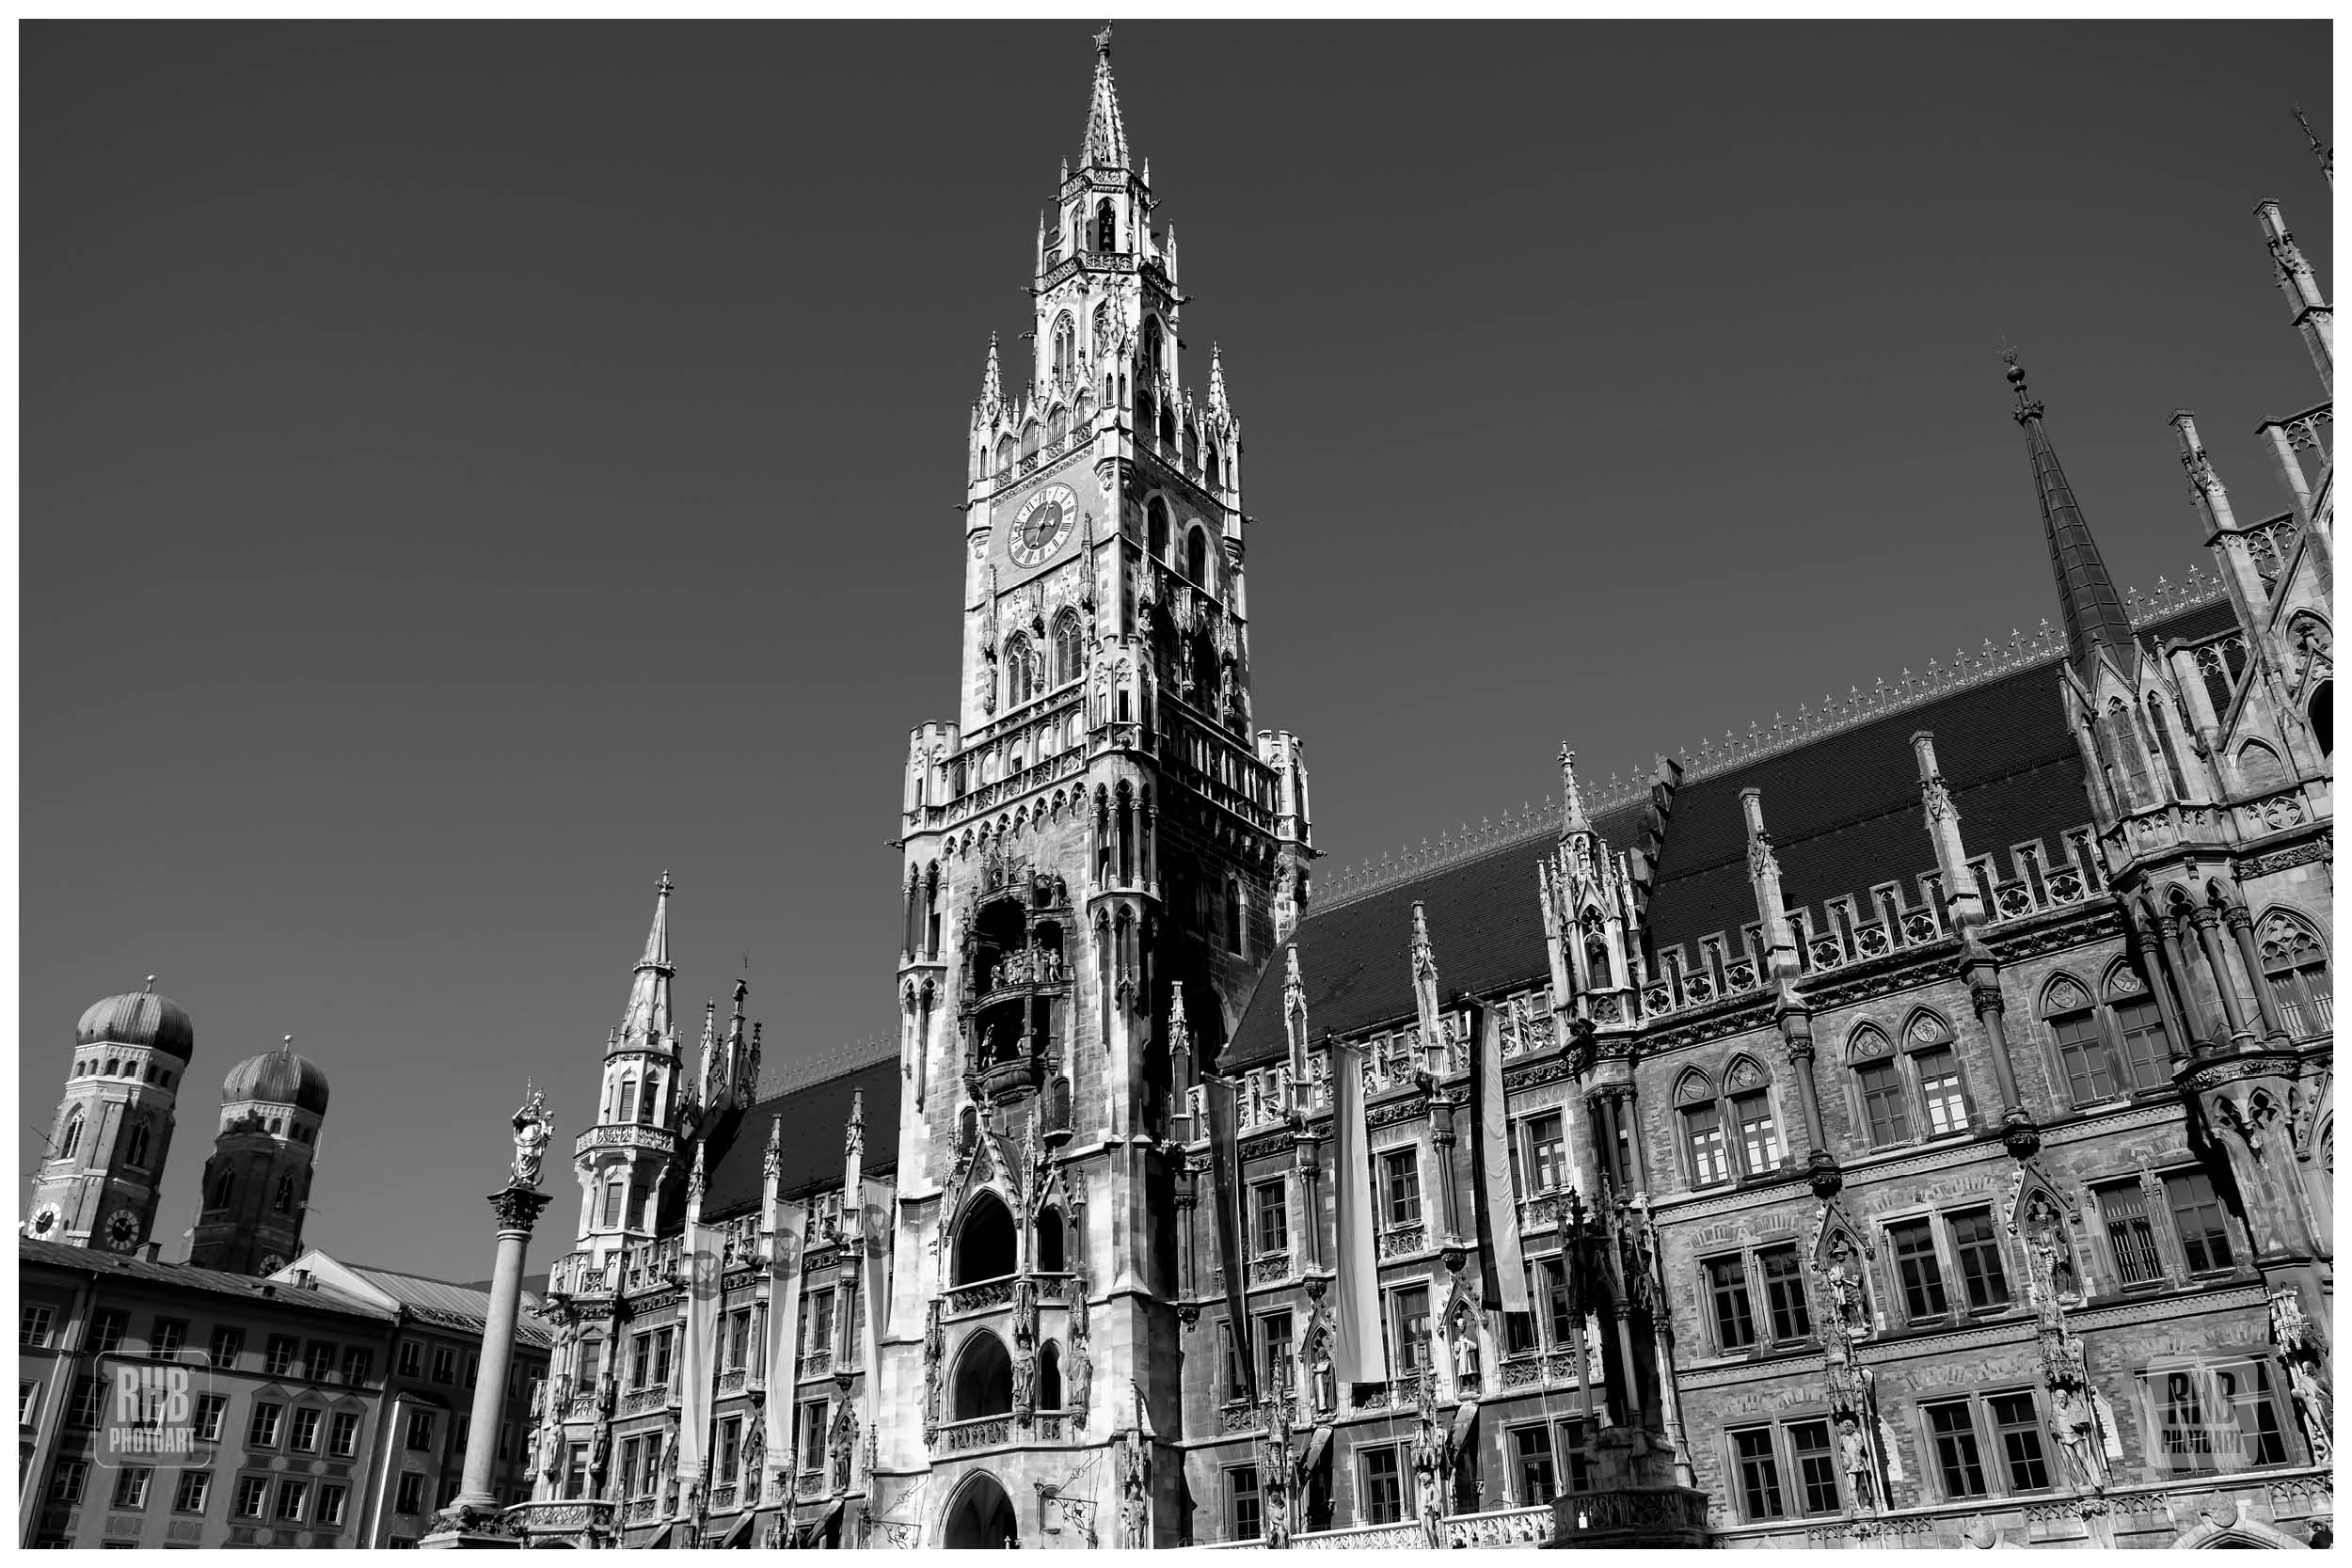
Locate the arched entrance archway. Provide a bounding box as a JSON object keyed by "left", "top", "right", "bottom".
{"left": 953, "top": 1192, "right": 1017, "bottom": 1285}
{"left": 943, "top": 1471, "right": 1020, "bottom": 1549}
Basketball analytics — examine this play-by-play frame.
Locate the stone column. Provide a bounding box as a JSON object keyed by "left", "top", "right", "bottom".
{"left": 454, "top": 1184, "right": 553, "bottom": 1513}
{"left": 2190, "top": 907, "right": 2255, "bottom": 1044}
{"left": 2226, "top": 905, "right": 2290, "bottom": 1041}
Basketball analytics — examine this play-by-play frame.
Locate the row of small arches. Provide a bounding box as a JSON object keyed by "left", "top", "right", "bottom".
{"left": 72, "top": 1056, "right": 174, "bottom": 1088}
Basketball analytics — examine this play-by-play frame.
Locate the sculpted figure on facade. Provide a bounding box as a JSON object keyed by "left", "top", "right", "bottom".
{"left": 510, "top": 1088, "right": 552, "bottom": 1189}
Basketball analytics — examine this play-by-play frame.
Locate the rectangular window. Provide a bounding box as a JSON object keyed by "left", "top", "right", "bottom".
{"left": 1252, "top": 1180, "right": 1289, "bottom": 1258}
{"left": 1511, "top": 1424, "right": 1558, "bottom": 1505}
{"left": 1789, "top": 1420, "right": 1838, "bottom": 1514}
{"left": 653, "top": 1326, "right": 675, "bottom": 1386}
{"left": 799, "top": 1403, "right": 829, "bottom": 1473}
{"left": 2052, "top": 1010, "right": 2118, "bottom": 1103}
{"left": 2217, "top": 1362, "right": 2289, "bottom": 1466}
{"left": 1856, "top": 1060, "right": 1910, "bottom": 1145}
{"left": 342, "top": 1347, "right": 373, "bottom": 1386}
{"left": 1526, "top": 1114, "right": 1565, "bottom": 1192}
{"left": 1889, "top": 1220, "right": 1949, "bottom": 1321}
{"left": 93, "top": 1310, "right": 130, "bottom": 1354}
{"left": 1951, "top": 1209, "right": 2011, "bottom": 1310}
{"left": 397, "top": 1340, "right": 423, "bottom": 1378}
{"left": 112, "top": 1465, "right": 152, "bottom": 1509}
{"left": 718, "top": 1417, "right": 741, "bottom": 1486}
{"left": 1390, "top": 1286, "right": 1431, "bottom": 1373}
{"left": 68, "top": 1374, "right": 102, "bottom": 1427}
{"left": 329, "top": 1410, "right": 360, "bottom": 1458}
{"left": 20, "top": 1305, "right": 56, "bottom": 1349}
{"left": 728, "top": 1311, "right": 753, "bottom": 1371}
{"left": 1732, "top": 1091, "right": 1781, "bottom": 1176}
{"left": 432, "top": 1346, "right": 458, "bottom": 1385}
{"left": 317, "top": 1482, "right": 348, "bottom": 1528}
{"left": 1260, "top": 1311, "right": 1294, "bottom": 1397}
{"left": 576, "top": 1339, "right": 601, "bottom": 1390}
{"left": 248, "top": 1402, "right": 284, "bottom": 1448}
{"left": 618, "top": 1437, "right": 641, "bottom": 1501}
{"left": 2166, "top": 1170, "right": 2236, "bottom": 1275}
{"left": 1758, "top": 1245, "right": 1811, "bottom": 1341}
{"left": 1382, "top": 1149, "right": 1422, "bottom": 1228}
{"left": 802, "top": 1295, "right": 834, "bottom": 1360}
{"left": 290, "top": 1406, "right": 323, "bottom": 1453}
{"left": 1732, "top": 1427, "right": 1785, "bottom": 1519}
{"left": 563, "top": 1443, "right": 588, "bottom": 1500}
{"left": 305, "top": 1340, "right": 336, "bottom": 1381}
{"left": 1987, "top": 1391, "right": 2050, "bottom": 1491}
{"left": 1359, "top": 1445, "right": 1405, "bottom": 1525}
{"left": 1228, "top": 1465, "right": 1263, "bottom": 1543}
{"left": 210, "top": 1326, "right": 245, "bottom": 1370}
{"left": 236, "top": 1474, "right": 272, "bottom": 1518}
{"left": 2099, "top": 1180, "right": 2166, "bottom": 1285}
{"left": 149, "top": 1319, "right": 189, "bottom": 1362}
{"left": 1538, "top": 1257, "right": 1574, "bottom": 1349}
{"left": 1914, "top": 1046, "right": 1968, "bottom": 1134}
{"left": 2112, "top": 999, "right": 2171, "bottom": 1088}
{"left": 1682, "top": 1103, "right": 1730, "bottom": 1186}
{"left": 1708, "top": 1257, "right": 1756, "bottom": 1351}
{"left": 194, "top": 1393, "right": 227, "bottom": 1443}
{"left": 172, "top": 1470, "right": 213, "bottom": 1515}
{"left": 395, "top": 1471, "right": 426, "bottom": 1514}
{"left": 1926, "top": 1401, "right": 1988, "bottom": 1497}
{"left": 406, "top": 1409, "right": 436, "bottom": 1450}
{"left": 19, "top": 1379, "right": 41, "bottom": 1426}
{"left": 466, "top": 1353, "right": 480, "bottom": 1387}
{"left": 275, "top": 1478, "right": 309, "bottom": 1522}
{"left": 265, "top": 1336, "right": 299, "bottom": 1377}
{"left": 631, "top": 1334, "right": 654, "bottom": 1389}
{"left": 49, "top": 1458, "right": 89, "bottom": 1504}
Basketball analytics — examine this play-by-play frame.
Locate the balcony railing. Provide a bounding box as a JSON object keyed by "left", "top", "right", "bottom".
{"left": 946, "top": 1276, "right": 1018, "bottom": 1316}
{"left": 573, "top": 1123, "right": 676, "bottom": 1158}
{"left": 503, "top": 1499, "right": 616, "bottom": 1536}
{"left": 941, "top": 1415, "right": 1013, "bottom": 1452}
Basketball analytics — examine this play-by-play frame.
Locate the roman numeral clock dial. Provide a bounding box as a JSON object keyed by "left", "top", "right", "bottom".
{"left": 1009, "top": 483, "right": 1076, "bottom": 568}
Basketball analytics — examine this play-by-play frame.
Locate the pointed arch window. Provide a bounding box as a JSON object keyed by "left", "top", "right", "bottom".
{"left": 1205, "top": 443, "right": 1220, "bottom": 492}
{"left": 995, "top": 436, "right": 1016, "bottom": 476}
{"left": 2258, "top": 914, "right": 2330, "bottom": 1036}
{"left": 1146, "top": 498, "right": 1168, "bottom": 561}
{"left": 2311, "top": 680, "right": 2332, "bottom": 757}
{"left": 1091, "top": 302, "right": 1112, "bottom": 358}
{"left": 2102, "top": 698, "right": 2155, "bottom": 809}
{"left": 56, "top": 1109, "right": 84, "bottom": 1164}
{"left": 1051, "top": 312, "right": 1076, "bottom": 387}
{"left": 1034, "top": 1204, "right": 1066, "bottom": 1274}
{"left": 1225, "top": 877, "right": 1244, "bottom": 956}
{"left": 275, "top": 1175, "right": 295, "bottom": 1214}
{"left": 1848, "top": 1025, "right": 1909, "bottom": 1146}
{"left": 1158, "top": 402, "right": 1177, "bottom": 451}
{"left": 125, "top": 1117, "right": 152, "bottom": 1169}
{"left": 1903, "top": 1010, "right": 1972, "bottom": 1137}
{"left": 1019, "top": 422, "right": 1041, "bottom": 471}
{"left": 1004, "top": 632, "right": 1040, "bottom": 708}
{"left": 1047, "top": 405, "right": 1068, "bottom": 446}
{"left": 1073, "top": 389, "right": 1093, "bottom": 430}
{"left": 2042, "top": 969, "right": 2170, "bottom": 1105}
{"left": 1037, "top": 1339, "right": 1063, "bottom": 1409}
{"left": 1052, "top": 609, "right": 1084, "bottom": 688}
{"left": 1675, "top": 1070, "right": 1729, "bottom": 1189}
{"left": 1095, "top": 199, "right": 1117, "bottom": 254}
{"left": 951, "top": 1192, "right": 1017, "bottom": 1287}
{"left": 1184, "top": 526, "right": 1209, "bottom": 587}
{"left": 209, "top": 1168, "right": 233, "bottom": 1209}
{"left": 1141, "top": 317, "right": 1164, "bottom": 384}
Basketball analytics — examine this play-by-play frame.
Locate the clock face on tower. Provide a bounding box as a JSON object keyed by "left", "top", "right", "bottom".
{"left": 1009, "top": 483, "right": 1077, "bottom": 568}
{"left": 104, "top": 1211, "right": 140, "bottom": 1252}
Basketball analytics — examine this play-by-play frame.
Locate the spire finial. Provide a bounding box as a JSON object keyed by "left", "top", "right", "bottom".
{"left": 2294, "top": 103, "right": 2332, "bottom": 185}
{"left": 143, "top": 975, "right": 156, "bottom": 994}
{"left": 280, "top": 1034, "right": 294, "bottom": 1056}
{"left": 1559, "top": 745, "right": 1590, "bottom": 836}
{"left": 981, "top": 333, "right": 1003, "bottom": 409}
{"left": 2001, "top": 349, "right": 2132, "bottom": 675}
{"left": 1094, "top": 20, "right": 1113, "bottom": 55}
{"left": 1080, "top": 24, "right": 1130, "bottom": 170}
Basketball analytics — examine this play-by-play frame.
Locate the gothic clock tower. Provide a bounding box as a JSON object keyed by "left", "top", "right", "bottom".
{"left": 879, "top": 28, "right": 1312, "bottom": 1544}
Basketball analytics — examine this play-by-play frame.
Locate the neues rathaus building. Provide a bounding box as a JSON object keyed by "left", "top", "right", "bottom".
{"left": 507, "top": 35, "right": 2335, "bottom": 1551}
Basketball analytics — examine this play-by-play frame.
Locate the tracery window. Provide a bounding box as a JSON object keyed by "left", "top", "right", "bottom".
{"left": 1185, "top": 526, "right": 1209, "bottom": 587}
{"left": 1095, "top": 199, "right": 1117, "bottom": 254}
{"left": 2259, "top": 914, "right": 2331, "bottom": 1036}
{"left": 1047, "top": 405, "right": 1068, "bottom": 446}
{"left": 1676, "top": 1070, "right": 1730, "bottom": 1188}
{"left": 1142, "top": 317, "right": 1163, "bottom": 384}
{"left": 2195, "top": 635, "right": 2250, "bottom": 719}
{"left": 1051, "top": 313, "right": 1076, "bottom": 387}
{"left": 56, "top": 1110, "right": 83, "bottom": 1163}
{"left": 1004, "top": 632, "right": 1041, "bottom": 708}
{"left": 2148, "top": 693, "right": 2190, "bottom": 799}
{"left": 1146, "top": 498, "right": 1169, "bottom": 561}
{"left": 1052, "top": 608, "right": 1084, "bottom": 688}
{"left": 2042, "top": 970, "right": 2170, "bottom": 1104}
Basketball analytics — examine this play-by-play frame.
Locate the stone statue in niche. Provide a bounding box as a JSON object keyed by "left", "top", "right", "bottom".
{"left": 509, "top": 1089, "right": 551, "bottom": 1189}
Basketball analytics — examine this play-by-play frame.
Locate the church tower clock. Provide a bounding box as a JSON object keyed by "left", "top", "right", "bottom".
{"left": 881, "top": 28, "right": 1312, "bottom": 1544}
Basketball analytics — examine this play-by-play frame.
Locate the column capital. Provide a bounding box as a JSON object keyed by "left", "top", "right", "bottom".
{"left": 489, "top": 1186, "right": 555, "bottom": 1235}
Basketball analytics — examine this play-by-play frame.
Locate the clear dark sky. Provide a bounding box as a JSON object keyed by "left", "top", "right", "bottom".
{"left": 23, "top": 22, "right": 2330, "bottom": 1278}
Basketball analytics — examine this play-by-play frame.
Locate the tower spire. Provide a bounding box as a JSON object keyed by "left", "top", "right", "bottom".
{"left": 1080, "top": 23, "right": 1130, "bottom": 171}
{"left": 2003, "top": 351, "right": 2134, "bottom": 677}
{"left": 1558, "top": 745, "right": 1590, "bottom": 838}
{"left": 619, "top": 871, "right": 676, "bottom": 1049}
{"left": 980, "top": 334, "right": 1002, "bottom": 411}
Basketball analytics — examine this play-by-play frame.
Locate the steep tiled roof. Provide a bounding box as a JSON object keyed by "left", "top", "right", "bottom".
{"left": 695, "top": 1058, "right": 900, "bottom": 1224}
{"left": 20, "top": 1236, "right": 395, "bottom": 1323}
{"left": 1228, "top": 598, "right": 2235, "bottom": 1072}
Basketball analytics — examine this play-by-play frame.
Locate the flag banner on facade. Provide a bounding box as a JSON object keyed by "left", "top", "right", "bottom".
{"left": 675, "top": 1210, "right": 723, "bottom": 1497}
{"left": 1329, "top": 1039, "right": 1386, "bottom": 1386}
{"left": 860, "top": 1176, "right": 893, "bottom": 1473}
{"left": 1470, "top": 1002, "right": 1531, "bottom": 1314}
{"left": 762, "top": 1198, "right": 808, "bottom": 1487}
{"left": 1203, "top": 1072, "right": 1258, "bottom": 1405}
